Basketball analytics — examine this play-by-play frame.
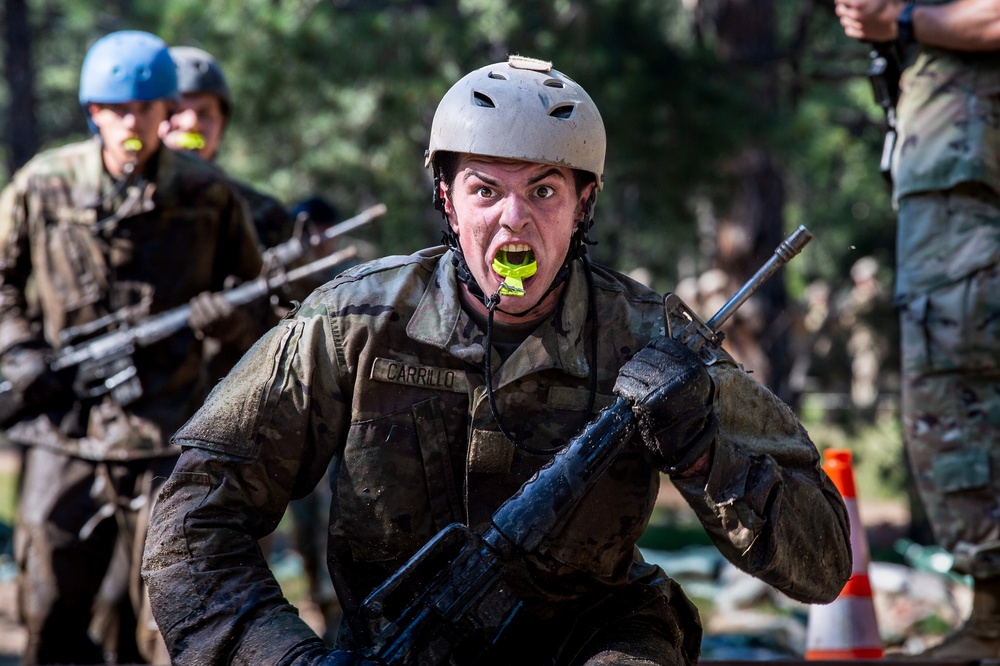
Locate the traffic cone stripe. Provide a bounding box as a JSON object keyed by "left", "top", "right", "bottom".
{"left": 823, "top": 450, "right": 857, "bottom": 499}
{"left": 805, "top": 648, "right": 885, "bottom": 659}
{"left": 806, "top": 594, "right": 883, "bottom": 655}
{"left": 805, "top": 448, "right": 884, "bottom": 660}
{"left": 840, "top": 573, "right": 872, "bottom": 598}
{"left": 843, "top": 498, "right": 871, "bottom": 577}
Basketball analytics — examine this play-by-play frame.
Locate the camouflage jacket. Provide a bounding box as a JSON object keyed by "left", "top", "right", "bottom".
{"left": 892, "top": 3, "right": 1000, "bottom": 299}
{"left": 893, "top": 9, "right": 1000, "bottom": 200}
{"left": 0, "top": 137, "right": 264, "bottom": 460}
{"left": 143, "top": 247, "right": 851, "bottom": 665}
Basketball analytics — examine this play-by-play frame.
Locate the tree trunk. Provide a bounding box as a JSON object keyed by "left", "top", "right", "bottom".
{"left": 691, "top": 0, "right": 796, "bottom": 404}
{"left": 3, "top": 0, "right": 38, "bottom": 175}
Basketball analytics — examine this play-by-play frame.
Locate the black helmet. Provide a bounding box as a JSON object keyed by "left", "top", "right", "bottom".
{"left": 169, "top": 46, "right": 231, "bottom": 117}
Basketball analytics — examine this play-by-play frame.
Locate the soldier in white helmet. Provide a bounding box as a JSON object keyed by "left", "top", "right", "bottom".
{"left": 143, "top": 57, "right": 851, "bottom": 665}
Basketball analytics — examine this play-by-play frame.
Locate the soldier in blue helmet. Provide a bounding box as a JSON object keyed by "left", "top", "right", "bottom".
{"left": 0, "top": 30, "right": 266, "bottom": 665}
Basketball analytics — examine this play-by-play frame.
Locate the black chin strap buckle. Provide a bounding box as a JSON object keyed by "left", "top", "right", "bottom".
{"left": 432, "top": 174, "right": 445, "bottom": 212}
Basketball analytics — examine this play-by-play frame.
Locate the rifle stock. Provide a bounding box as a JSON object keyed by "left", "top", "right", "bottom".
{"left": 357, "top": 226, "right": 813, "bottom": 664}
{"left": 867, "top": 41, "right": 903, "bottom": 183}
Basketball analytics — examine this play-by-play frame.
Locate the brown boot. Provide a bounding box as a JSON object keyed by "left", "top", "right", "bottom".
{"left": 912, "top": 576, "right": 1000, "bottom": 659}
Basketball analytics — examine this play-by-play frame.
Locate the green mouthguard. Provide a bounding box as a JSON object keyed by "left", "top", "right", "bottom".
{"left": 122, "top": 138, "right": 143, "bottom": 152}
{"left": 492, "top": 249, "right": 537, "bottom": 297}
{"left": 175, "top": 132, "right": 206, "bottom": 151}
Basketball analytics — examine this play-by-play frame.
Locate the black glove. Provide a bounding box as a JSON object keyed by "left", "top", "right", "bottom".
{"left": 0, "top": 346, "right": 70, "bottom": 425}
{"left": 188, "top": 291, "right": 253, "bottom": 345}
{"left": 613, "top": 337, "right": 718, "bottom": 474}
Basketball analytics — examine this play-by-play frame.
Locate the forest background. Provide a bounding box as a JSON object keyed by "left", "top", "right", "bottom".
{"left": 0, "top": 0, "right": 912, "bottom": 521}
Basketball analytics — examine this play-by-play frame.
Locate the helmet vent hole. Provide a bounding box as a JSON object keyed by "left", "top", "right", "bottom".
{"left": 549, "top": 104, "right": 576, "bottom": 120}
{"left": 544, "top": 79, "right": 565, "bottom": 89}
{"left": 487, "top": 71, "right": 508, "bottom": 81}
{"left": 473, "top": 91, "right": 497, "bottom": 108}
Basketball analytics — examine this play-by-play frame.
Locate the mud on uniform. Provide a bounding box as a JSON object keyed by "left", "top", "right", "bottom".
{"left": 0, "top": 136, "right": 264, "bottom": 663}
{"left": 891, "top": 32, "right": 1000, "bottom": 577}
{"left": 143, "top": 246, "right": 850, "bottom": 665}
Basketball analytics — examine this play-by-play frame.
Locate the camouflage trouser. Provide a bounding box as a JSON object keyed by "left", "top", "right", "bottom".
{"left": 14, "top": 445, "right": 176, "bottom": 665}
{"left": 897, "top": 186, "right": 1000, "bottom": 578}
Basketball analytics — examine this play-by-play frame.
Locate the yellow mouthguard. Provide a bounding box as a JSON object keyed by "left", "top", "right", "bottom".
{"left": 122, "top": 138, "right": 143, "bottom": 152}
{"left": 175, "top": 132, "right": 206, "bottom": 151}
{"left": 492, "top": 249, "right": 537, "bottom": 297}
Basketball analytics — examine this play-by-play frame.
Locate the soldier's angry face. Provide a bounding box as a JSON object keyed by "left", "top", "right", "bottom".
{"left": 442, "top": 155, "right": 595, "bottom": 324}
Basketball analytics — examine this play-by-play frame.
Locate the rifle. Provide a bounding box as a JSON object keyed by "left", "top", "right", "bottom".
{"left": 354, "top": 226, "right": 814, "bottom": 665}
{"left": 52, "top": 203, "right": 388, "bottom": 348}
{"left": 0, "top": 245, "right": 359, "bottom": 425}
{"left": 264, "top": 202, "right": 387, "bottom": 267}
{"left": 867, "top": 41, "right": 904, "bottom": 183}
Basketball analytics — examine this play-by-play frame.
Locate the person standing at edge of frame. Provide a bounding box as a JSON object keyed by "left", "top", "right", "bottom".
{"left": 836, "top": 0, "right": 1000, "bottom": 657}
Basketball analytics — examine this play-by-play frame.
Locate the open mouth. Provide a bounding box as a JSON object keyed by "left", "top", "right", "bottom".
{"left": 492, "top": 245, "right": 537, "bottom": 297}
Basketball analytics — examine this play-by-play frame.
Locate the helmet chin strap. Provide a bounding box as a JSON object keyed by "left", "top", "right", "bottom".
{"left": 482, "top": 245, "right": 599, "bottom": 453}
{"left": 438, "top": 195, "right": 600, "bottom": 451}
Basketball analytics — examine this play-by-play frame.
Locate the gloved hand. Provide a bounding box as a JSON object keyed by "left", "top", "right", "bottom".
{"left": 613, "top": 337, "right": 718, "bottom": 474}
{"left": 0, "top": 346, "right": 70, "bottom": 425}
{"left": 188, "top": 291, "right": 253, "bottom": 345}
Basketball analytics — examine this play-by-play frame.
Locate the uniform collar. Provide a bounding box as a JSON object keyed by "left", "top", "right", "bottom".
{"left": 407, "top": 250, "right": 591, "bottom": 380}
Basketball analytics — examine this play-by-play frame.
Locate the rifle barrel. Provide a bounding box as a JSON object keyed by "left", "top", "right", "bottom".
{"left": 705, "top": 225, "right": 812, "bottom": 332}
{"left": 51, "top": 246, "right": 360, "bottom": 373}
{"left": 312, "top": 203, "right": 387, "bottom": 246}
{"left": 265, "top": 203, "right": 386, "bottom": 266}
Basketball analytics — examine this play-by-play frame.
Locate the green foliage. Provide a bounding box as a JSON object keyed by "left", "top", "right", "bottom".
{"left": 4, "top": 0, "right": 904, "bottom": 441}
{"left": 802, "top": 406, "right": 909, "bottom": 501}
{"left": 9, "top": 0, "right": 893, "bottom": 277}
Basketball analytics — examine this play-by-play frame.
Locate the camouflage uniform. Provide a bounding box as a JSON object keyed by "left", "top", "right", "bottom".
{"left": 892, "top": 26, "right": 1000, "bottom": 577}
{"left": 0, "top": 136, "right": 264, "bottom": 663}
{"left": 143, "top": 247, "right": 851, "bottom": 665}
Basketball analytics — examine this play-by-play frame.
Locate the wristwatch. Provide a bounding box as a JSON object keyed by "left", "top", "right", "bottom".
{"left": 897, "top": 2, "right": 917, "bottom": 47}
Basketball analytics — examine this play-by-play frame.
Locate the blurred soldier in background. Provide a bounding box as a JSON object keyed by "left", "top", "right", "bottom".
{"left": 161, "top": 45, "right": 296, "bottom": 252}
{"left": 162, "top": 45, "right": 296, "bottom": 381}
{"left": 836, "top": 0, "right": 1000, "bottom": 656}
{"left": 0, "top": 30, "right": 265, "bottom": 664}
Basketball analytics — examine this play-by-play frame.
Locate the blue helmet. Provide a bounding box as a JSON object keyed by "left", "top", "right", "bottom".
{"left": 79, "top": 30, "right": 178, "bottom": 105}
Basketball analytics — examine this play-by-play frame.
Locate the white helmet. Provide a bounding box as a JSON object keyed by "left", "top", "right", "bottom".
{"left": 426, "top": 55, "right": 605, "bottom": 190}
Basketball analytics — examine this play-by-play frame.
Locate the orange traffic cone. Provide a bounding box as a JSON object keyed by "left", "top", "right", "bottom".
{"left": 805, "top": 448, "right": 884, "bottom": 659}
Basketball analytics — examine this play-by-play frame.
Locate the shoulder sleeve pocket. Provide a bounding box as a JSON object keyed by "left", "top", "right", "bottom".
{"left": 173, "top": 321, "right": 301, "bottom": 458}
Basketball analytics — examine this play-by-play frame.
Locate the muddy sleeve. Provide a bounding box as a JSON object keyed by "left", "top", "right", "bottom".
{"left": 670, "top": 361, "right": 853, "bottom": 604}
{"left": 0, "top": 180, "right": 38, "bottom": 355}
{"left": 142, "top": 304, "right": 347, "bottom": 665}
